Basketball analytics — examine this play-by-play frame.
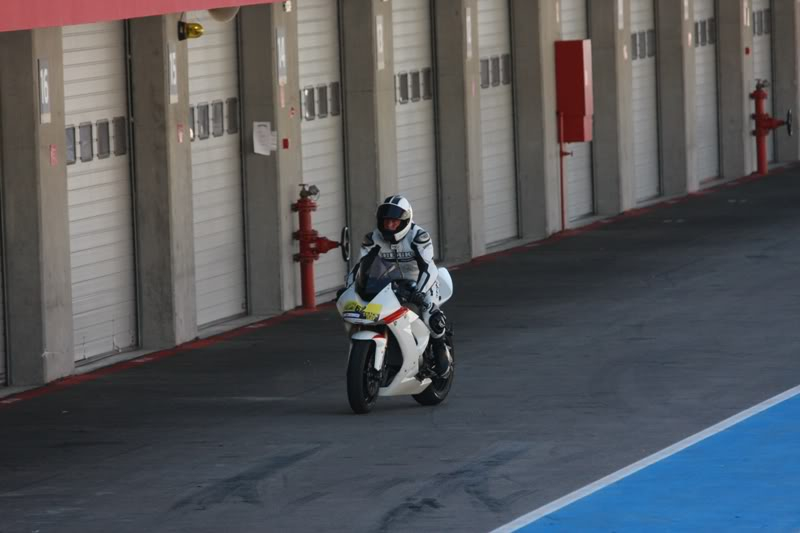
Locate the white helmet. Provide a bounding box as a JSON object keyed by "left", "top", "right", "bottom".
{"left": 376, "top": 195, "right": 413, "bottom": 243}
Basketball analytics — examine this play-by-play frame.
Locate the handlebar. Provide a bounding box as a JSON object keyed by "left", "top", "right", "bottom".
{"left": 391, "top": 280, "right": 418, "bottom": 304}
{"left": 787, "top": 109, "right": 793, "bottom": 137}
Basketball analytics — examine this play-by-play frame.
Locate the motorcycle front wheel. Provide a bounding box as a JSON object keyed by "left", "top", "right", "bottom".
{"left": 347, "top": 341, "right": 381, "bottom": 414}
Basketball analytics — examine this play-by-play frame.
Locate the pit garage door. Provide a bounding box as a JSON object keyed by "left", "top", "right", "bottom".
{"left": 694, "top": 0, "right": 720, "bottom": 182}
{"left": 63, "top": 22, "right": 138, "bottom": 361}
{"left": 188, "top": 11, "right": 247, "bottom": 326}
{"left": 298, "top": 0, "right": 347, "bottom": 294}
{"left": 478, "top": 0, "right": 518, "bottom": 245}
{"left": 560, "top": 0, "right": 594, "bottom": 222}
{"left": 393, "top": 0, "right": 439, "bottom": 248}
{"left": 631, "top": 0, "right": 660, "bottom": 202}
{"left": 752, "top": 0, "right": 774, "bottom": 166}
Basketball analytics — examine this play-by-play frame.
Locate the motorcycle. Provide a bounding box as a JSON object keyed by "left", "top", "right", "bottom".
{"left": 336, "top": 254, "right": 455, "bottom": 414}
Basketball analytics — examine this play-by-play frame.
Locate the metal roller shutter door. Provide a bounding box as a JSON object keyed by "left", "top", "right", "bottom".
{"left": 63, "top": 22, "right": 138, "bottom": 361}
{"left": 694, "top": 0, "right": 720, "bottom": 182}
{"left": 631, "top": 0, "right": 660, "bottom": 202}
{"left": 298, "top": 0, "right": 347, "bottom": 294}
{"left": 478, "top": 0, "right": 518, "bottom": 245}
{"left": 752, "top": 0, "right": 774, "bottom": 165}
{"left": 560, "top": 0, "right": 594, "bottom": 222}
{"left": 393, "top": 0, "right": 440, "bottom": 248}
{"left": 188, "top": 12, "right": 247, "bottom": 327}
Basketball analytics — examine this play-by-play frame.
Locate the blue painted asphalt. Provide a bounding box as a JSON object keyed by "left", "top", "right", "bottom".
{"left": 515, "top": 393, "right": 800, "bottom": 532}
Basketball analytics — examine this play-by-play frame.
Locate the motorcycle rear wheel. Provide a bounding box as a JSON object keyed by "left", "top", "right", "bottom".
{"left": 413, "top": 345, "right": 454, "bottom": 406}
{"left": 347, "top": 341, "right": 381, "bottom": 414}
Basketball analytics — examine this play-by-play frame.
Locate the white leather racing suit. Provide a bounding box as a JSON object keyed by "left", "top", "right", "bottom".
{"left": 347, "top": 224, "right": 445, "bottom": 338}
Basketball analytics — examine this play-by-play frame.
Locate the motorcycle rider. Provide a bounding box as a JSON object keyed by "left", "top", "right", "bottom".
{"left": 345, "top": 195, "right": 451, "bottom": 378}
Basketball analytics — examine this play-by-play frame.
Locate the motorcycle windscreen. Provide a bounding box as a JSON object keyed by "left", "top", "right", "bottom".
{"left": 355, "top": 255, "right": 408, "bottom": 300}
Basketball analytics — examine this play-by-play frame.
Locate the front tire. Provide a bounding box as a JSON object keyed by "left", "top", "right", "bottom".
{"left": 347, "top": 341, "right": 381, "bottom": 414}
{"left": 413, "top": 345, "right": 454, "bottom": 406}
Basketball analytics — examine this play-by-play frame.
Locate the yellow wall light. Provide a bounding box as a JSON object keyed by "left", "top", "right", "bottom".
{"left": 177, "top": 21, "right": 204, "bottom": 41}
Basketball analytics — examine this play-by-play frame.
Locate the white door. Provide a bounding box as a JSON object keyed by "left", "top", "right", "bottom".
{"left": 752, "top": 0, "right": 774, "bottom": 164}
{"left": 478, "top": 0, "right": 518, "bottom": 245}
{"left": 560, "top": 0, "right": 594, "bottom": 221}
{"left": 63, "top": 22, "right": 138, "bottom": 361}
{"left": 298, "top": 0, "right": 347, "bottom": 294}
{"left": 188, "top": 12, "right": 247, "bottom": 327}
{"left": 393, "top": 0, "right": 439, "bottom": 247}
{"left": 631, "top": 0, "right": 660, "bottom": 202}
{"left": 694, "top": 0, "right": 720, "bottom": 182}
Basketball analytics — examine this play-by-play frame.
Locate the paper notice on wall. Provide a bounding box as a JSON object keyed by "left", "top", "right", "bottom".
{"left": 254, "top": 121, "right": 277, "bottom": 156}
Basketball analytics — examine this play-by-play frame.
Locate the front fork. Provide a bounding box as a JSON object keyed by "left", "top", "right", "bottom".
{"left": 349, "top": 330, "right": 388, "bottom": 372}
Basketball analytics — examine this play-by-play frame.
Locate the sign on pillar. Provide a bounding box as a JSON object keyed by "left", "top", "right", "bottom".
{"left": 38, "top": 58, "right": 50, "bottom": 124}
{"left": 277, "top": 26, "right": 287, "bottom": 108}
{"left": 169, "top": 43, "right": 179, "bottom": 104}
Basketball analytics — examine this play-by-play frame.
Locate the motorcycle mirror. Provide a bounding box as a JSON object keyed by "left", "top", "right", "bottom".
{"left": 340, "top": 226, "right": 351, "bottom": 263}
{"left": 786, "top": 109, "right": 793, "bottom": 137}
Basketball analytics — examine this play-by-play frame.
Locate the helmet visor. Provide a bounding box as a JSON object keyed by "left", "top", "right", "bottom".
{"left": 376, "top": 204, "right": 410, "bottom": 221}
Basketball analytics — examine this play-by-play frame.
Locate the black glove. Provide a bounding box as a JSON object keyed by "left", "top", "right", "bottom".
{"left": 408, "top": 290, "right": 427, "bottom": 307}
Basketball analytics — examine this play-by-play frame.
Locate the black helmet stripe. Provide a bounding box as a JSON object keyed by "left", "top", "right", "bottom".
{"left": 391, "top": 196, "right": 402, "bottom": 205}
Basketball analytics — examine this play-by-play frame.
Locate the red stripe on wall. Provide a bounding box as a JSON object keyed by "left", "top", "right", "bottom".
{"left": 0, "top": 0, "right": 280, "bottom": 32}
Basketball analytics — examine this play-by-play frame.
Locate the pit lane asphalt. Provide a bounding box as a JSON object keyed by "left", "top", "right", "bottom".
{"left": 2, "top": 168, "right": 800, "bottom": 533}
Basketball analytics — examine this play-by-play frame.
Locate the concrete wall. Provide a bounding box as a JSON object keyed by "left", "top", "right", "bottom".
{"left": 718, "top": 0, "right": 754, "bottom": 178}
{"left": 129, "top": 15, "right": 198, "bottom": 349}
{"left": 590, "top": 0, "right": 633, "bottom": 215}
{"left": 340, "top": 0, "right": 398, "bottom": 253}
{"left": 656, "top": 0, "right": 694, "bottom": 195}
{"left": 433, "top": 0, "right": 483, "bottom": 262}
{"left": 0, "top": 28, "right": 74, "bottom": 385}
{"left": 511, "top": 0, "right": 561, "bottom": 238}
{"left": 240, "top": 4, "right": 303, "bottom": 313}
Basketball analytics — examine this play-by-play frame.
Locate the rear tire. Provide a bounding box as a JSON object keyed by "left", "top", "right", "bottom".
{"left": 347, "top": 341, "right": 381, "bottom": 414}
{"left": 413, "top": 345, "right": 454, "bottom": 406}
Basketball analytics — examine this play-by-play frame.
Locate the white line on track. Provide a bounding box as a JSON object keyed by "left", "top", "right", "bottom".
{"left": 490, "top": 383, "right": 800, "bottom": 533}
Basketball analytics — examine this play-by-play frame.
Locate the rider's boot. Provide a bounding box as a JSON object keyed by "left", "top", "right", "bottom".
{"left": 424, "top": 305, "right": 451, "bottom": 378}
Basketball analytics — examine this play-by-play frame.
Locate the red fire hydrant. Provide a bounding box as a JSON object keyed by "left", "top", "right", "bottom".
{"left": 292, "top": 184, "right": 349, "bottom": 309}
{"left": 751, "top": 79, "right": 793, "bottom": 176}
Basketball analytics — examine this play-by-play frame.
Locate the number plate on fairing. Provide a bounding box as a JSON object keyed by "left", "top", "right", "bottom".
{"left": 342, "top": 301, "right": 383, "bottom": 321}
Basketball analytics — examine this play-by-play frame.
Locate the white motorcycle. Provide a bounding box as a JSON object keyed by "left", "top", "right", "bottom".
{"left": 336, "top": 255, "right": 455, "bottom": 414}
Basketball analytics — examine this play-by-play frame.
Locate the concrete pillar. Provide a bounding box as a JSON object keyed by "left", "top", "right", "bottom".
{"left": 240, "top": 4, "right": 303, "bottom": 313}
{"left": 129, "top": 15, "right": 198, "bottom": 348}
{"left": 656, "top": 0, "right": 694, "bottom": 194}
{"left": 433, "top": 0, "right": 483, "bottom": 262}
{"left": 0, "top": 28, "right": 74, "bottom": 385}
{"left": 772, "top": 0, "right": 800, "bottom": 162}
{"left": 510, "top": 0, "right": 561, "bottom": 238}
{"left": 589, "top": 0, "right": 634, "bottom": 215}
{"left": 340, "top": 0, "right": 398, "bottom": 250}
{"left": 718, "top": 0, "right": 754, "bottom": 178}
